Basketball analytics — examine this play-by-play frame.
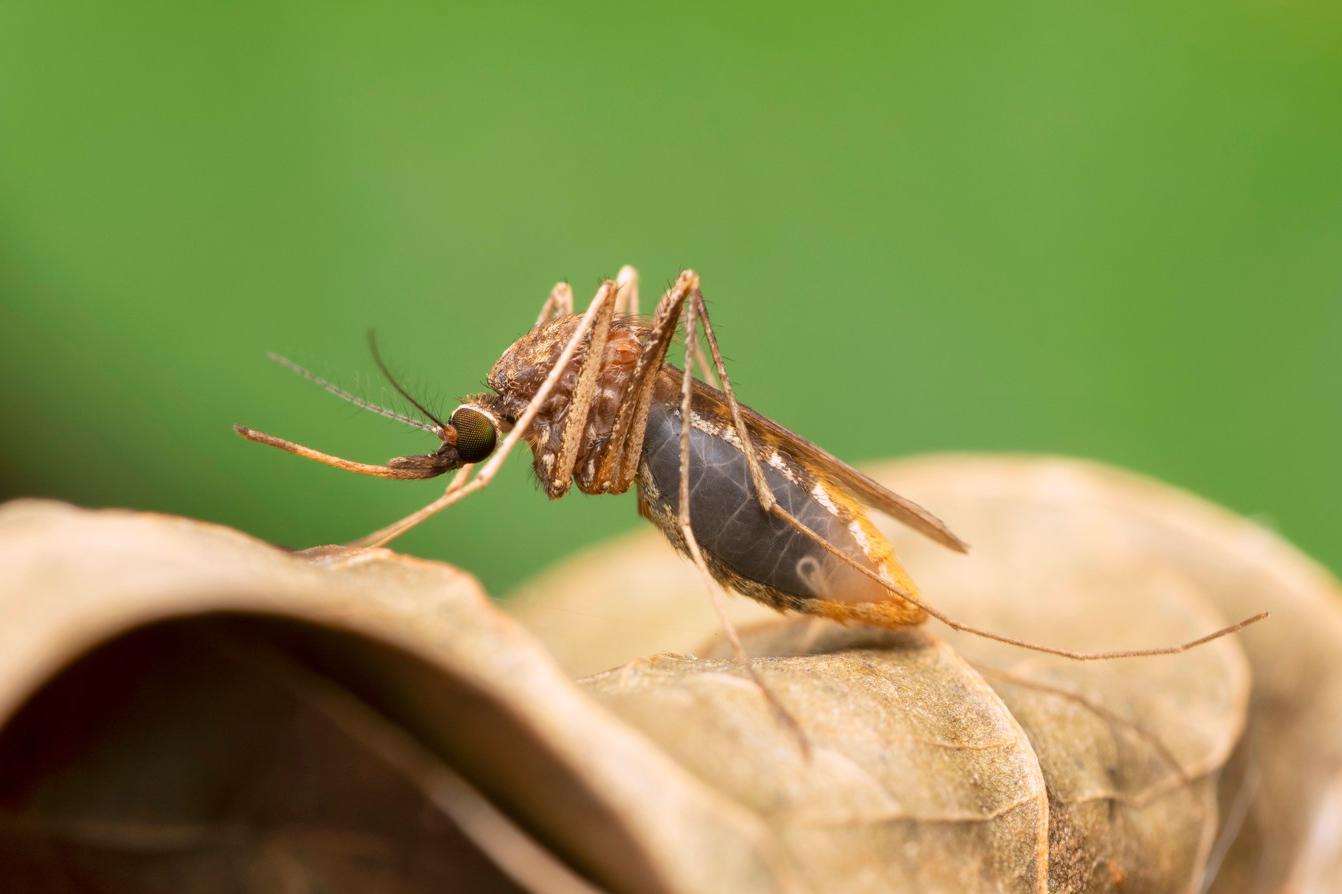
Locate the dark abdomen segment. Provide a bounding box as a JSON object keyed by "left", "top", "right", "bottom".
{"left": 637, "top": 400, "right": 898, "bottom": 607}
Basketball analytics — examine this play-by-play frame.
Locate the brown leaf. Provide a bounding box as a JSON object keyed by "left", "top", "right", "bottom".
{"left": 0, "top": 499, "right": 802, "bottom": 893}
{"left": 861, "top": 456, "right": 1342, "bottom": 894}
{"left": 858, "top": 457, "right": 1253, "bottom": 893}
{"left": 5, "top": 452, "right": 1336, "bottom": 893}
{"left": 507, "top": 529, "right": 777, "bottom": 679}
{"left": 510, "top": 455, "right": 1324, "bottom": 892}
{"left": 584, "top": 624, "right": 1049, "bottom": 893}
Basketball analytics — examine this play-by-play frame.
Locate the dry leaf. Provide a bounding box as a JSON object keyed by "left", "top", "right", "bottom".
{"left": 3, "top": 453, "right": 1337, "bottom": 893}
{"left": 0, "top": 499, "right": 800, "bottom": 893}
{"left": 854, "top": 457, "right": 1249, "bottom": 893}
{"left": 859, "top": 457, "right": 1342, "bottom": 894}
{"left": 510, "top": 455, "right": 1341, "bottom": 892}
{"left": 584, "top": 625, "right": 1050, "bottom": 893}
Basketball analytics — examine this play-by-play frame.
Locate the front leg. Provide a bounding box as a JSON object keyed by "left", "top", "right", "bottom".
{"left": 546, "top": 279, "right": 617, "bottom": 497}
{"left": 588, "top": 271, "right": 699, "bottom": 493}
{"left": 353, "top": 280, "right": 619, "bottom": 547}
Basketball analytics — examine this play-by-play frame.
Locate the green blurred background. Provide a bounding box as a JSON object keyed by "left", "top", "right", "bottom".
{"left": 2, "top": 1, "right": 1339, "bottom": 595}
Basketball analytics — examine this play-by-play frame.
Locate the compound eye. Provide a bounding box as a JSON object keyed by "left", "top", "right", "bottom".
{"left": 450, "top": 406, "right": 497, "bottom": 463}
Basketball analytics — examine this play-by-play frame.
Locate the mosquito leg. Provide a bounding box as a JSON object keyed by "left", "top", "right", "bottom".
{"left": 686, "top": 324, "right": 717, "bottom": 387}
{"left": 689, "top": 289, "right": 922, "bottom": 622}
{"left": 687, "top": 291, "right": 880, "bottom": 546}
{"left": 615, "top": 265, "right": 639, "bottom": 316}
{"left": 759, "top": 487, "right": 1267, "bottom": 658}
{"left": 346, "top": 462, "right": 475, "bottom": 547}
{"left": 546, "top": 276, "right": 616, "bottom": 496}
{"left": 534, "top": 281, "right": 575, "bottom": 327}
{"left": 675, "top": 273, "right": 714, "bottom": 386}
{"left": 677, "top": 286, "right": 811, "bottom": 759}
{"left": 612, "top": 260, "right": 703, "bottom": 399}
{"left": 687, "top": 291, "right": 775, "bottom": 514}
{"left": 684, "top": 288, "right": 1271, "bottom": 655}
{"left": 595, "top": 270, "right": 716, "bottom": 493}
{"left": 588, "top": 272, "right": 696, "bottom": 491}
{"left": 354, "top": 280, "right": 620, "bottom": 548}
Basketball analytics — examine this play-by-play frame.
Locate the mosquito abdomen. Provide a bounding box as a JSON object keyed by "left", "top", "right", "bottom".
{"left": 637, "top": 400, "right": 905, "bottom": 607}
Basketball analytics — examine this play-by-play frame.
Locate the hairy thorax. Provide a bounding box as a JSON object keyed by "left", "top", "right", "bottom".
{"left": 487, "top": 315, "right": 648, "bottom": 496}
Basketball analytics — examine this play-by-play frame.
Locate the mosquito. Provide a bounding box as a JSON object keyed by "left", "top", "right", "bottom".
{"left": 236, "top": 266, "right": 1267, "bottom": 743}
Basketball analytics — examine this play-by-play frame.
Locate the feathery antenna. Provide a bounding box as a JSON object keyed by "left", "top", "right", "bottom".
{"left": 266, "top": 352, "right": 439, "bottom": 434}
{"left": 367, "top": 331, "right": 448, "bottom": 429}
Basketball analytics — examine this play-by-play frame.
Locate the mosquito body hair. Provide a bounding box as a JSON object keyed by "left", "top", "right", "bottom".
{"left": 266, "top": 352, "right": 440, "bottom": 434}
{"left": 366, "top": 331, "right": 448, "bottom": 429}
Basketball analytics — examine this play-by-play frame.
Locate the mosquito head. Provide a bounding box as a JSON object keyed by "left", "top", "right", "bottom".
{"left": 444, "top": 403, "right": 499, "bottom": 461}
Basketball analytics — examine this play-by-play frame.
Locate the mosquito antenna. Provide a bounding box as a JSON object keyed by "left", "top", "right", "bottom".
{"left": 266, "top": 352, "right": 439, "bottom": 434}
{"left": 367, "top": 330, "right": 448, "bottom": 429}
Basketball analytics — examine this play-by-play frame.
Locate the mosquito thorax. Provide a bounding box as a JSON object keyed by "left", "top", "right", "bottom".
{"left": 484, "top": 315, "right": 650, "bottom": 497}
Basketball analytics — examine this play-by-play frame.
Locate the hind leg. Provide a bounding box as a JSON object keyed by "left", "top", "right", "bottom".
{"left": 665, "top": 273, "right": 812, "bottom": 756}
{"left": 534, "top": 281, "right": 574, "bottom": 327}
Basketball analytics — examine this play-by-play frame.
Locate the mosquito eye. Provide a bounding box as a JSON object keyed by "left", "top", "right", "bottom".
{"left": 451, "top": 407, "right": 497, "bottom": 462}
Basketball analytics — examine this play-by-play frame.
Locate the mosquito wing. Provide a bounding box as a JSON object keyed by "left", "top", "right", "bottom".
{"left": 684, "top": 376, "right": 969, "bottom": 553}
